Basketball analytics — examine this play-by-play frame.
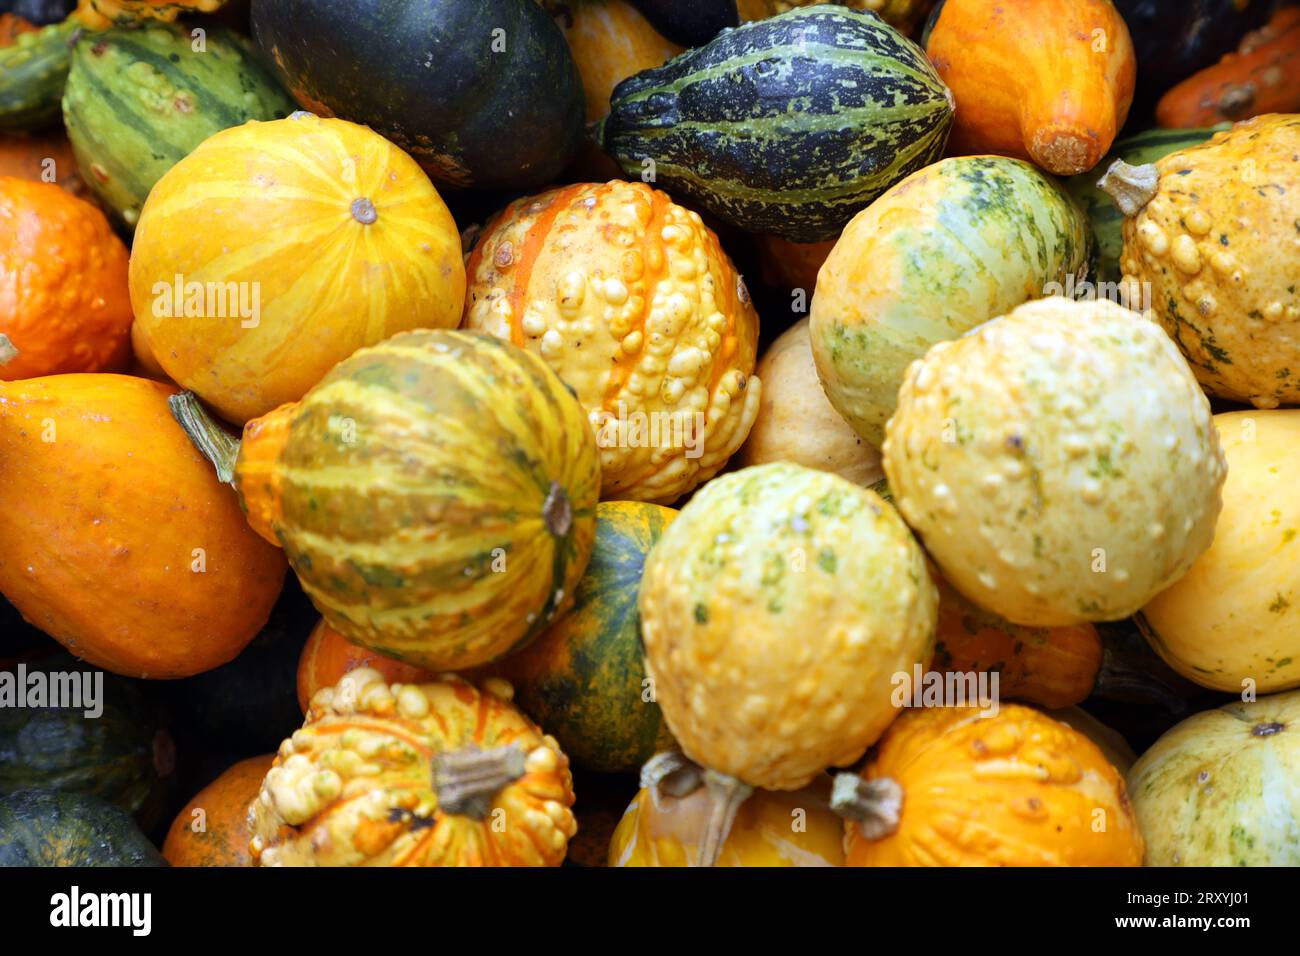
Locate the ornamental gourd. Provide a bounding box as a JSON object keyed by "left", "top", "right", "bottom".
{"left": 1141, "top": 410, "right": 1300, "bottom": 693}
{"left": 637, "top": 462, "right": 937, "bottom": 864}
{"left": 129, "top": 112, "right": 465, "bottom": 425}
{"left": 0, "top": 129, "right": 88, "bottom": 198}
{"left": 1128, "top": 690, "right": 1300, "bottom": 865}
{"left": 464, "top": 180, "right": 761, "bottom": 504}
{"left": 924, "top": 0, "right": 1136, "bottom": 175}
{"left": 249, "top": 669, "right": 577, "bottom": 866}
{"left": 73, "top": 0, "right": 227, "bottom": 28}
{"left": 162, "top": 754, "right": 275, "bottom": 867}
{"left": 738, "top": 0, "right": 935, "bottom": 36}
{"left": 1099, "top": 114, "right": 1300, "bottom": 409}
{"left": 809, "top": 155, "right": 1094, "bottom": 447}
{"left": 172, "top": 330, "right": 601, "bottom": 672}
{"left": 297, "top": 620, "right": 433, "bottom": 715}
{"left": 884, "top": 298, "right": 1226, "bottom": 627}
{"left": 834, "top": 705, "right": 1144, "bottom": 866}
{"left": 0, "top": 790, "right": 166, "bottom": 866}
{"left": 0, "top": 374, "right": 287, "bottom": 678}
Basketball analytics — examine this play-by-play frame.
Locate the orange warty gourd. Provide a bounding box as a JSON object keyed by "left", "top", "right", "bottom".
{"left": 250, "top": 669, "right": 577, "bottom": 866}
{"left": 162, "top": 754, "right": 275, "bottom": 867}
{"left": 925, "top": 0, "right": 1136, "bottom": 175}
{"left": 73, "top": 0, "right": 228, "bottom": 28}
{"left": 0, "top": 374, "right": 287, "bottom": 678}
{"left": 296, "top": 619, "right": 434, "bottom": 715}
{"left": 129, "top": 113, "right": 465, "bottom": 424}
{"left": 0, "top": 177, "right": 132, "bottom": 380}
{"left": 464, "top": 180, "right": 762, "bottom": 504}
{"left": 834, "top": 705, "right": 1144, "bottom": 866}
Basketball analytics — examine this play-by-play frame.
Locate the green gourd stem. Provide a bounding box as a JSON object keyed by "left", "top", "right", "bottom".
{"left": 432, "top": 744, "right": 526, "bottom": 821}
{"left": 1097, "top": 159, "right": 1159, "bottom": 217}
{"left": 693, "top": 771, "right": 752, "bottom": 868}
{"left": 830, "top": 773, "right": 903, "bottom": 840}
{"left": 0, "top": 334, "right": 16, "bottom": 366}
{"left": 168, "top": 391, "right": 240, "bottom": 485}
{"left": 640, "top": 751, "right": 703, "bottom": 808}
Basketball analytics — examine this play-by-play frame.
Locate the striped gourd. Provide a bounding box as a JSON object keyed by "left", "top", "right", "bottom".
{"left": 172, "top": 330, "right": 602, "bottom": 673}
{"left": 62, "top": 22, "right": 294, "bottom": 227}
{"left": 599, "top": 6, "right": 954, "bottom": 242}
{"left": 0, "top": 18, "right": 77, "bottom": 131}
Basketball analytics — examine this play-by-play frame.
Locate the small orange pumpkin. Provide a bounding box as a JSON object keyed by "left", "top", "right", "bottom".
{"left": 0, "top": 374, "right": 287, "bottom": 678}
{"left": 162, "top": 754, "right": 275, "bottom": 867}
{"left": 834, "top": 705, "right": 1144, "bottom": 866}
{"left": 0, "top": 177, "right": 132, "bottom": 380}
{"left": 296, "top": 618, "right": 434, "bottom": 714}
{"left": 0, "top": 133, "right": 91, "bottom": 200}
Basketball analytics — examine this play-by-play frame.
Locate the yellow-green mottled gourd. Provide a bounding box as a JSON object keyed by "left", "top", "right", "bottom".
{"left": 884, "top": 298, "right": 1226, "bottom": 627}
{"left": 809, "top": 156, "right": 1093, "bottom": 447}
{"left": 1102, "top": 114, "right": 1300, "bottom": 408}
{"left": 1141, "top": 409, "right": 1300, "bottom": 693}
{"left": 1128, "top": 690, "right": 1300, "bottom": 866}
{"left": 637, "top": 462, "right": 936, "bottom": 863}
{"left": 172, "top": 330, "right": 600, "bottom": 672}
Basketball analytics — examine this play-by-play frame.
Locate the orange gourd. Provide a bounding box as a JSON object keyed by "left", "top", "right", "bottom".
{"left": 73, "top": 0, "right": 227, "bottom": 28}
{"left": 296, "top": 619, "right": 434, "bottom": 714}
{"left": 0, "top": 374, "right": 287, "bottom": 678}
{"left": 1156, "top": 6, "right": 1300, "bottom": 128}
{"left": 162, "top": 754, "right": 275, "bottom": 867}
{"left": 925, "top": 0, "right": 1136, "bottom": 175}
{"left": 754, "top": 235, "right": 835, "bottom": 294}
{"left": 0, "top": 177, "right": 132, "bottom": 380}
{"left": 834, "top": 705, "right": 1144, "bottom": 866}
{"left": 0, "top": 133, "right": 91, "bottom": 200}
{"left": 464, "top": 180, "right": 762, "bottom": 503}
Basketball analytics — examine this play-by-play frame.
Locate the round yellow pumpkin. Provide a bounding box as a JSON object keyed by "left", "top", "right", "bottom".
{"left": 129, "top": 113, "right": 465, "bottom": 424}
{"left": 1141, "top": 409, "right": 1300, "bottom": 693}
{"left": 464, "top": 180, "right": 761, "bottom": 504}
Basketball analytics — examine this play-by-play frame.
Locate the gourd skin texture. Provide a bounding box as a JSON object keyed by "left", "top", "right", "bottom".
{"left": 809, "top": 156, "right": 1093, "bottom": 447}
{"left": 490, "top": 501, "right": 677, "bottom": 774}
{"left": 296, "top": 619, "right": 432, "bottom": 715}
{"left": 609, "top": 778, "right": 845, "bottom": 866}
{"left": 0, "top": 176, "right": 132, "bottom": 380}
{"left": 0, "top": 790, "right": 166, "bottom": 866}
{"left": 884, "top": 298, "right": 1226, "bottom": 627}
{"left": 128, "top": 113, "right": 465, "bottom": 425}
{"left": 1128, "top": 690, "right": 1300, "bottom": 866}
{"left": 736, "top": 317, "right": 883, "bottom": 487}
{"left": 638, "top": 462, "right": 937, "bottom": 790}
{"left": 925, "top": 0, "right": 1135, "bottom": 175}
{"left": 249, "top": 669, "right": 577, "bottom": 867}
{"left": 0, "top": 130, "right": 89, "bottom": 199}
{"left": 1117, "top": 114, "right": 1300, "bottom": 408}
{"left": 162, "top": 753, "right": 275, "bottom": 867}
{"left": 737, "top": 0, "right": 935, "bottom": 35}
{"left": 1141, "top": 410, "right": 1300, "bottom": 693}
{"left": 0, "top": 374, "right": 287, "bottom": 678}
{"left": 465, "top": 180, "right": 761, "bottom": 504}
{"left": 74, "top": 0, "right": 227, "bottom": 28}
{"left": 844, "top": 705, "right": 1144, "bottom": 866}
{"left": 234, "top": 330, "right": 601, "bottom": 672}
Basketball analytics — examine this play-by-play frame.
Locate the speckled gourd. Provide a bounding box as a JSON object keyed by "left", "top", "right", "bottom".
{"left": 249, "top": 669, "right": 577, "bottom": 866}
{"left": 637, "top": 462, "right": 937, "bottom": 863}
{"left": 464, "top": 180, "right": 761, "bottom": 503}
{"left": 1100, "top": 114, "right": 1300, "bottom": 408}
{"left": 1128, "top": 690, "right": 1300, "bottom": 866}
{"left": 884, "top": 297, "right": 1226, "bottom": 627}
{"left": 809, "top": 155, "right": 1094, "bottom": 447}
{"left": 1141, "top": 409, "right": 1300, "bottom": 693}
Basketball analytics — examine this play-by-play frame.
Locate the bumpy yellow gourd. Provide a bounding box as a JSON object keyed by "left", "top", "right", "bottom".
{"left": 884, "top": 297, "right": 1226, "bottom": 627}
{"left": 464, "top": 180, "right": 761, "bottom": 504}
{"left": 1142, "top": 409, "right": 1300, "bottom": 693}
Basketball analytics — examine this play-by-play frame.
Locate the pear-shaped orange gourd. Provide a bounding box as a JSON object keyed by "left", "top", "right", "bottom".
{"left": 0, "top": 374, "right": 286, "bottom": 677}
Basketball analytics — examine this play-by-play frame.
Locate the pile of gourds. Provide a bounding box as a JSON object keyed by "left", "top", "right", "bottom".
{"left": 1, "top": 0, "right": 1298, "bottom": 869}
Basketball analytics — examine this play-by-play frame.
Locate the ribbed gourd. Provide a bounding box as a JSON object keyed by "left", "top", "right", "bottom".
{"left": 172, "top": 329, "right": 601, "bottom": 673}
{"left": 599, "top": 6, "right": 954, "bottom": 242}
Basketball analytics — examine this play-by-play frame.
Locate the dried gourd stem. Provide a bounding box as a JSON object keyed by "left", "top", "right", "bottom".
{"left": 432, "top": 744, "right": 526, "bottom": 821}
{"left": 641, "top": 751, "right": 704, "bottom": 810}
{"left": 168, "top": 391, "right": 241, "bottom": 485}
{"left": 693, "top": 771, "right": 753, "bottom": 868}
{"left": 830, "top": 773, "right": 903, "bottom": 840}
{"left": 1097, "top": 159, "right": 1160, "bottom": 217}
{"left": 0, "top": 334, "right": 16, "bottom": 367}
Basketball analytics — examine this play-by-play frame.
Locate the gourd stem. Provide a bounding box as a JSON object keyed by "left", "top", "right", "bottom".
{"left": 693, "top": 771, "right": 752, "bottom": 868}
{"left": 1097, "top": 159, "right": 1159, "bottom": 218}
{"left": 168, "top": 391, "right": 241, "bottom": 485}
{"left": 641, "top": 751, "right": 704, "bottom": 809}
{"left": 0, "top": 334, "right": 16, "bottom": 367}
{"left": 432, "top": 744, "right": 527, "bottom": 821}
{"left": 542, "top": 481, "right": 572, "bottom": 537}
{"left": 830, "top": 773, "right": 903, "bottom": 840}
